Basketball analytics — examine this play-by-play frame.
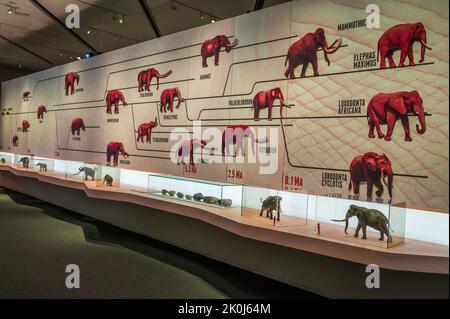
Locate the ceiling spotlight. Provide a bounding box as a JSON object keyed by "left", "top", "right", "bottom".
{"left": 113, "top": 13, "right": 125, "bottom": 24}
{"left": 7, "top": 7, "right": 14, "bottom": 14}
{"left": 18, "top": 63, "right": 22, "bottom": 69}
{"left": 59, "top": 52, "right": 64, "bottom": 56}
{"left": 210, "top": 16, "right": 216, "bottom": 23}
{"left": 114, "top": 35, "right": 122, "bottom": 41}
{"left": 200, "top": 12, "right": 205, "bottom": 20}
{"left": 77, "top": 57, "right": 81, "bottom": 60}
{"left": 86, "top": 30, "right": 91, "bottom": 34}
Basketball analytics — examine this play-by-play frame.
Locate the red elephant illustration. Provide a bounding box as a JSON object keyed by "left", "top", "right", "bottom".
{"left": 367, "top": 90, "right": 426, "bottom": 142}
{"left": 222, "top": 125, "right": 266, "bottom": 156}
{"left": 12, "top": 135, "right": 19, "bottom": 146}
{"left": 284, "top": 28, "right": 342, "bottom": 79}
{"left": 37, "top": 105, "right": 47, "bottom": 120}
{"left": 201, "top": 35, "right": 238, "bottom": 67}
{"left": 106, "top": 142, "right": 129, "bottom": 166}
{"left": 65, "top": 72, "right": 80, "bottom": 96}
{"left": 252, "top": 87, "right": 289, "bottom": 121}
{"left": 377, "top": 22, "right": 431, "bottom": 69}
{"left": 22, "top": 91, "right": 30, "bottom": 98}
{"left": 349, "top": 152, "right": 394, "bottom": 199}
{"left": 138, "top": 68, "right": 172, "bottom": 92}
{"left": 160, "top": 87, "right": 183, "bottom": 113}
{"left": 137, "top": 118, "right": 158, "bottom": 143}
{"left": 22, "top": 120, "right": 30, "bottom": 132}
{"left": 71, "top": 118, "right": 86, "bottom": 136}
{"left": 177, "top": 139, "right": 207, "bottom": 166}
{"left": 106, "top": 90, "right": 127, "bottom": 114}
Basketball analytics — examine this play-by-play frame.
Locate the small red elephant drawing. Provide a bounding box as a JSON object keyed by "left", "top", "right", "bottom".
{"left": 137, "top": 118, "right": 158, "bottom": 143}
{"left": 71, "top": 118, "right": 86, "bottom": 136}
{"left": 138, "top": 68, "right": 172, "bottom": 92}
{"left": 160, "top": 88, "right": 184, "bottom": 113}
{"left": 106, "top": 90, "right": 127, "bottom": 114}
{"left": 22, "top": 120, "right": 30, "bottom": 132}
{"left": 252, "top": 87, "right": 289, "bottom": 121}
{"left": 13, "top": 135, "right": 19, "bottom": 146}
{"left": 221, "top": 125, "right": 267, "bottom": 156}
{"left": 106, "top": 142, "right": 129, "bottom": 166}
{"left": 22, "top": 91, "right": 30, "bottom": 99}
{"left": 177, "top": 139, "right": 207, "bottom": 166}
{"left": 377, "top": 22, "right": 432, "bottom": 69}
{"left": 65, "top": 72, "right": 80, "bottom": 96}
{"left": 201, "top": 35, "right": 238, "bottom": 67}
{"left": 284, "top": 28, "right": 342, "bottom": 78}
{"left": 37, "top": 105, "right": 47, "bottom": 120}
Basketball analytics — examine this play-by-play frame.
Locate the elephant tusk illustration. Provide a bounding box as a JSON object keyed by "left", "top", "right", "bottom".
{"left": 331, "top": 218, "right": 348, "bottom": 222}
{"left": 324, "top": 38, "right": 342, "bottom": 54}
{"left": 230, "top": 38, "right": 239, "bottom": 48}
{"left": 420, "top": 40, "right": 432, "bottom": 50}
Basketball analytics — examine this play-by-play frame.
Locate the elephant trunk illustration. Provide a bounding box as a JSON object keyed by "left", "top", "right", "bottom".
{"left": 278, "top": 93, "right": 290, "bottom": 116}
{"left": 416, "top": 110, "right": 426, "bottom": 135}
{"left": 381, "top": 167, "right": 394, "bottom": 198}
{"left": 175, "top": 88, "right": 184, "bottom": 109}
{"left": 419, "top": 34, "right": 431, "bottom": 63}
{"left": 75, "top": 74, "right": 80, "bottom": 85}
{"left": 225, "top": 38, "right": 239, "bottom": 52}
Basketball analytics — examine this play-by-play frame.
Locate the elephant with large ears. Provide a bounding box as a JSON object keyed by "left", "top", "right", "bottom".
{"left": 65, "top": 72, "right": 80, "bottom": 96}
{"left": 377, "top": 22, "right": 431, "bottom": 69}
{"left": 349, "top": 152, "right": 394, "bottom": 199}
{"left": 284, "top": 28, "right": 342, "bottom": 79}
{"left": 71, "top": 118, "right": 86, "bottom": 136}
{"left": 137, "top": 117, "right": 158, "bottom": 143}
{"left": 160, "top": 87, "right": 183, "bottom": 113}
{"left": 367, "top": 90, "right": 426, "bottom": 142}
{"left": 252, "top": 87, "right": 290, "bottom": 121}
{"left": 106, "top": 90, "right": 127, "bottom": 114}
{"left": 332, "top": 205, "right": 393, "bottom": 243}
{"left": 22, "top": 120, "right": 30, "bottom": 132}
{"left": 106, "top": 142, "right": 129, "bottom": 166}
{"left": 201, "top": 35, "right": 238, "bottom": 67}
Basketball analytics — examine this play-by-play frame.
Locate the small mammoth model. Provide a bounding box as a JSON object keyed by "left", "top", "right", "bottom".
{"left": 138, "top": 68, "right": 172, "bottom": 92}
{"left": 367, "top": 90, "right": 426, "bottom": 142}
{"left": 260, "top": 196, "right": 282, "bottom": 221}
{"left": 284, "top": 28, "right": 342, "bottom": 78}
{"left": 12, "top": 135, "right": 19, "bottom": 146}
{"left": 218, "top": 199, "right": 232, "bottom": 207}
{"left": 162, "top": 189, "right": 169, "bottom": 195}
{"left": 103, "top": 174, "right": 113, "bottom": 187}
{"left": 136, "top": 118, "right": 158, "bottom": 143}
{"left": 377, "top": 22, "right": 431, "bottom": 69}
{"left": 18, "top": 157, "right": 30, "bottom": 169}
{"left": 65, "top": 72, "right": 80, "bottom": 96}
{"left": 106, "top": 142, "right": 129, "bottom": 166}
{"left": 1, "top": 158, "right": 6, "bottom": 164}
{"left": 201, "top": 35, "right": 238, "bottom": 67}
{"left": 203, "top": 196, "right": 219, "bottom": 205}
{"left": 73, "top": 167, "right": 96, "bottom": 181}
{"left": 332, "top": 204, "right": 393, "bottom": 243}
{"left": 71, "top": 118, "right": 86, "bottom": 136}
{"left": 106, "top": 90, "right": 127, "bottom": 114}
{"left": 22, "top": 120, "right": 30, "bottom": 132}
{"left": 176, "top": 192, "right": 184, "bottom": 199}
{"left": 160, "top": 87, "right": 184, "bottom": 113}
{"left": 193, "top": 193, "right": 204, "bottom": 201}
{"left": 252, "top": 88, "right": 289, "bottom": 121}
{"left": 349, "top": 152, "right": 393, "bottom": 199}
{"left": 37, "top": 105, "right": 47, "bottom": 120}
{"left": 35, "top": 163, "right": 48, "bottom": 172}
{"left": 185, "top": 195, "right": 193, "bottom": 200}
{"left": 168, "top": 190, "right": 176, "bottom": 197}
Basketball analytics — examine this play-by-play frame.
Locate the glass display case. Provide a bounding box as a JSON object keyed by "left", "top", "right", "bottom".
{"left": 147, "top": 173, "right": 243, "bottom": 208}
{"left": 241, "top": 186, "right": 308, "bottom": 227}
{"left": 96, "top": 165, "right": 121, "bottom": 187}
{"left": 30, "top": 157, "right": 54, "bottom": 173}
{"left": 314, "top": 195, "right": 406, "bottom": 248}
{"left": 0, "top": 152, "right": 14, "bottom": 165}
{"left": 64, "top": 160, "right": 100, "bottom": 182}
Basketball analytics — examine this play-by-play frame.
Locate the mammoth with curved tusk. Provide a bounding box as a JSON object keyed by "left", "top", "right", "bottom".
{"left": 201, "top": 35, "right": 239, "bottom": 67}
{"left": 284, "top": 28, "right": 342, "bottom": 79}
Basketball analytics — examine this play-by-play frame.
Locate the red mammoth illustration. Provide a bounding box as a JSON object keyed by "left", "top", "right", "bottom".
{"left": 23, "top": 91, "right": 30, "bottom": 98}
{"left": 377, "top": 23, "right": 431, "bottom": 69}
{"left": 284, "top": 28, "right": 342, "bottom": 79}
{"left": 138, "top": 68, "right": 172, "bottom": 92}
{"left": 22, "top": 120, "right": 30, "bottom": 132}
{"left": 201, "top": 35, "right": 238, "bottom": 67}
{"left": 367, "top": 90, "right": 426, "bottom": 142}
{"left": 160, "top": 87, "right": 183, "bottom": 113}
{"left": 37, "top": 105, "right": 47, "bottom": 120}
{"left": 137, "top": 118, "right": 158, "bottom": 143}
{"left": 106, "top": 90, "right": 127, "bottom": 114}
{"left": 253, "top": 87, "right": 289, "bottom": 121}
{"left": 177, "top": 139, "right": 207, "bottom": 166}
{"left": 71, "top": 118, "right": 86, "bottom": 136}
{"left": 222, "top": 125, "right": 266, "bottom": 156}
{"left": 349, "top": 152, "right": 394, "bottom": 199}
{"left": 106, "top": 142, "right": 129, "bottom": 166}
{"left": 65, "top": 72, "right": 80, "bottom": 96}
{"left": 13, "top": 135, "right": 19, "bottom": 146}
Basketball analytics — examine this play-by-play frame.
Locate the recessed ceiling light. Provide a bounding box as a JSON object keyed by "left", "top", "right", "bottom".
{"left": 77, "top": 57, "right": 81, "bottom": 60}
{"left": 200, "top": 12, "right": 204, "bottom": 20}
{"left": 7, "top": 7, "right": 13, "bottom": 14}
{"left": 86, "top": 30, "right": 91, "bottom": 34}
{"left": 210, "top": 16, "right": 216, "bottom": 23}
{"left": 113, "top": 13, "right": 124, "bottom": 24}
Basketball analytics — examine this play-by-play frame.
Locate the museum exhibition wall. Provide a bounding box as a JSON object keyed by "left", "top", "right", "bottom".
{"left": 1, "top": 0, "right": 448, "bottom": 248}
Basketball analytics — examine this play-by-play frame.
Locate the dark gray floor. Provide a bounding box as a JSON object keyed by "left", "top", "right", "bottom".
{"left": 0, "top": 188, "right": 320, "bottom": 299}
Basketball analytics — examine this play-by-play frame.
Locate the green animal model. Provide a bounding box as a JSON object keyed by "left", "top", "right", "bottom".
{"left": 103, "top": 174, "right": 113, "bottom": 187}
{"left": 168, "top": 190, "right": 176, "bottom": 197}
{"left": 332, "top": 204, "right": 393, "bottom": 243}
{"left": 260, "top": 196, "right": 282, "bottom": 221}
{"left": 35, "top": 163, "right": 48, "bottom": 172}
{"left": 185, "top": 195, "right": 193, "bottom": 200}
{"left": 193, "top": 193, "right": 204, "bottom": 201}
{"left": 218, "top": 199, "right": 232, "bottom": 207}
{"left": 162, "top": 189, "right": 169, "bottom": 195}
{"left": 203, "top": 196, "right": 219, "bottom": 205}
{"left": 1, "top": 158, "right": 6, "bottom": 164}
{"left": 176, "top": 192, "right": 184, "bottom": 199}
{"left": 73, "top": 166, "right": 96, "bottom": 181}
{"left": 18, "top": 157, "right": 30, "bottom": 169}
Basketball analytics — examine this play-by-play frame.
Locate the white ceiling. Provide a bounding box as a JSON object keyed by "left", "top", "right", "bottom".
{"left": 0, "top": 0, "right": 290, "bottom": 72}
